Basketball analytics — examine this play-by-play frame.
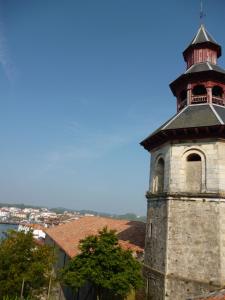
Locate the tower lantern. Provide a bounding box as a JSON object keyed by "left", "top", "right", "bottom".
{"left": 183, "top": 24, "right": 221, "bottom": 68}
{"left": 170, "top": 25, "right": 225, "bottom": 112}
{"left": 141, "top": 25, "right": 225, "bottom": 300}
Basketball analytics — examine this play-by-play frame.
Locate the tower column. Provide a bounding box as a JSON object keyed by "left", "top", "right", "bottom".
{"left": 207, "top": 86, "right": 212, "bottom": 104}
{"left": 187, "top": 84, "right": 192, "bottom": 105}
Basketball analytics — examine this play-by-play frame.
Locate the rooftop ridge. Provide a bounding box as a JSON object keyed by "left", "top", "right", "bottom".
{"left": 191, "top": 24, "right": 219, "bottom": 46}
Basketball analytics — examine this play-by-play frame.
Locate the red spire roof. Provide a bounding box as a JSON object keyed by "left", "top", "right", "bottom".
{"left": 183, "top": 25, "right": 222, "bottom": 62}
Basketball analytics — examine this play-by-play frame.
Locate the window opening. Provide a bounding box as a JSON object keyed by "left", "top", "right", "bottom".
{"left": 186, "top": 153, "right": 202, "bottom": 192}
{"left": 153, "top": 158, "right": 165, "bottom": 193}
{"left": 212, "top": 86, "right": 223, "bottom": 98}
{"left": 187, "top": 153, "right": 201, "bottom": 161}
{"left": 148, "top": 223, "right": 153, "bottom": 238}
{"left": 192, "top": 85, "right": 207, "bottom": 95}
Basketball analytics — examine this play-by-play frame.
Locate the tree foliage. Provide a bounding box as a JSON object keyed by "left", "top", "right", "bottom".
{"left": 60, "top": 227, "right": 143, "bottom": 298}
{"left": 0, "top": 230, "right": 54, "bottom": 299}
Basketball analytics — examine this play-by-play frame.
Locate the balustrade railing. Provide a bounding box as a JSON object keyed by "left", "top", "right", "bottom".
{"left": 212, "top": 96, "right": 225, "bottom": 106}
{"left": 191, "top": 95, "right": 207, "bottom": 104}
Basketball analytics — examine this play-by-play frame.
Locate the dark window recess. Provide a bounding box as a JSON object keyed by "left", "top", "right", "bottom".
{"left": 192, "top": 85, "right": 207, "bottom": 95}
{"left": 187, "top": 153, "right": 201, "bottom": 161}
{"left": 212, "top": 86, "right": 223, "bottom": 98}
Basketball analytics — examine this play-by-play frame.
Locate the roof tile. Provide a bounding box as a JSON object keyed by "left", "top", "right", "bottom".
{"left": 45, "top": 216, "right": 146, "bottom": 258}
{"left": 190, "top": 25, "right": 219, "bottom": 46}
{"left": 185, "top": 62, "right": 225, "bottom": 75}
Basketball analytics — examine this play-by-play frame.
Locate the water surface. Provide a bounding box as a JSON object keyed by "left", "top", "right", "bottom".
{"left": 0, "top": 223, "right": 18, "bottom": 239}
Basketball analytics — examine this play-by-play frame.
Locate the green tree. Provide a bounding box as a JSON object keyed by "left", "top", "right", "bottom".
{"left": 59, "top": 227, "right": 143, "bottom": 299}
{"left": 0, "top": 230, "right": 54, "bottom": 299}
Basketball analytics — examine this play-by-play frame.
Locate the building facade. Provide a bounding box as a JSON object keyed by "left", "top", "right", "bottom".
{"left": 141, "top": 25, "right": 225, "bottom": 300}
{"left": 45, "top": 216, "right": 146, "bottom": 300}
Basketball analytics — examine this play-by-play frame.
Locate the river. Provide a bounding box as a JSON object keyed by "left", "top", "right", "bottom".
{"left": 0, "top": 223, "right": 18, "bottom": 239}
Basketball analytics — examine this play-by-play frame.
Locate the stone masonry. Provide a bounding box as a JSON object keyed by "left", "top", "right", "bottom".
{"left": 144, "top": 139, "right": 225, "bottom": 300}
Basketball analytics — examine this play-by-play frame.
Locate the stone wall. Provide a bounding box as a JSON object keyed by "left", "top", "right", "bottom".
{"left": 144, "top": 197, "right": 168, "bottom": 299}
{"left": 145, "top": 198, "right": 168, "bottom": 272}
{"left": 144, "top": 139, "right": 225, "bottom": 300}
{"left": 143, "top": 265, "right": 165, "bottom": 300}
{"left": 219, "top": 202, "right": 225, "bottom": 284}
{"left": 150, "top": 139, "right": 225, "bottom": 195}
{"left": 166, "top": 197, "right": 223, "bottom": 299}
{"left": 165, "top": 276, "right": 213, "bottom": 300}
{"left": 145, "top": 196, "right": 225, "bottom": 300}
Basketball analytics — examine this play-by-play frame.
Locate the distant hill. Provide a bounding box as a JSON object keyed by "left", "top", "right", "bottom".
{"left": 51, "top": 208, "right": 146, "bottom": 222}
{"left": 0, "top": 203, "right": 146, "bottom": 222}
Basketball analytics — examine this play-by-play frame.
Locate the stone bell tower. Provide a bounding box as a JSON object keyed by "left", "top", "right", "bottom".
{"left": 141, "top": 25, "right": 225, "bottom": 300}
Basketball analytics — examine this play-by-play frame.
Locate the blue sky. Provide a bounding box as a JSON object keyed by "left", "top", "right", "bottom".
{"left": 0, "top": 0, "right": 224, "bottom": 215}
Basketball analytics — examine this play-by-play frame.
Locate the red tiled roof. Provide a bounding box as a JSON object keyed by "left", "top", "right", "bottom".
{"left": 45, "top": 216, "right": 146, "bottom": 258}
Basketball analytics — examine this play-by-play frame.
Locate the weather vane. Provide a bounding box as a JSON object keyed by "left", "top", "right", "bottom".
{"left": 200, "top": 0, "right": 206, "bottom": 23}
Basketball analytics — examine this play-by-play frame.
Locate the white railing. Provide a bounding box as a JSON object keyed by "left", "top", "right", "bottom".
{"left": 191, "top": 95, "right": 207, "bottom": 104}
{"left": 212, "top": 96, "right": 225, "bottom": 106}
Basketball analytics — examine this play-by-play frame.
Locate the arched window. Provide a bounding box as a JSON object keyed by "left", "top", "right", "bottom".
{"left": 212, "top": 86, "right": 223, "bottom": 98}
{"left": 192, "top": 85, "right": 207, "bottom": 104}
{"left": 186, "top": 153, "right": 202, "bottom": 192}
{"left": 153, "top": 158, "right": 165, "bottom": 193}
{"left": 192, "top": 85, "right": 207, "bottom": 96}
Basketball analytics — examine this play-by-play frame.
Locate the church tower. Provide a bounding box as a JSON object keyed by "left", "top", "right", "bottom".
{"left": 141, "top": 25, "right": 225, "bottom": 300}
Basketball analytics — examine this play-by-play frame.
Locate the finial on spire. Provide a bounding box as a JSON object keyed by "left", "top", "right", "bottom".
{"left": 200, "top": 0, "right": 206, "bottom": 23}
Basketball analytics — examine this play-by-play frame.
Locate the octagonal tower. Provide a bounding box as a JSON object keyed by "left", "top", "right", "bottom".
{"left": 141, "top": 25, "right": 225, "bottom": 300}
